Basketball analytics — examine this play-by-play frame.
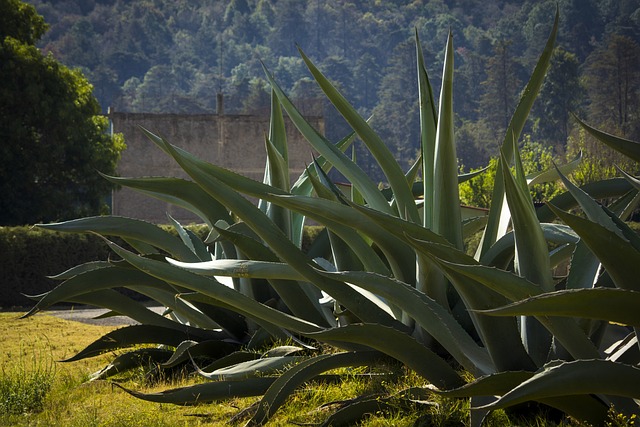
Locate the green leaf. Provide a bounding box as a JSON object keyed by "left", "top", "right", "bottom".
{"left": 573, "top": 115, "right": 640, "bottom": 162}
{"left": 419, "top": 253, "right": 601, "bottom": 362}
{"left": 480, "top": 360, "right": 640, "bottom": 409}
{"left": 261, "top": 66, "right": 392, "bottom": 215}
{"left": 416, "top": 29, "right": 438, "bottom": 230}
{"left": 500, "top": 142, "right": 553, "bottom": 290}
{"left": 433, "top": 31, "right": 463, "bottom": 250}
{"left": 296, "top": 48, "right": 420, "bottom": 223}
{"left": 526, "top": 151, "right": 582, "bottom": 186}
{"left": 476, "top": 288, "right": 640, "bottom": 327}
{"left": 113, "top": 377, "right": 277, "bottom": 405}
{"left": 103, "top": 239, "right": 326, "bottom": 334}
{"left": 209, "top": 356, "right": 303, "bottom": 381}
{"left": 500, "top": 140, "right": 553, "bottom": 366}
{"left": 90, "top": 348, "right": 173, "bottom": 380}
{"left": 249, "top": 351, "right": 386, "bottom": 426}
{"left": 100, "top": 174, "right": 231, "bottom": 226}
{"left": 318, "top": 269, "right": 494, "bottom": 376}
{"left": 537, "top": 178, "right": 634, "bottom": 223}
{"left": 37, "top": 216, "right": 199, "bottom": 262}
{"left": 547, "top": 204, "right": 640, "bottom": 292}
{"left": 480, "top": 9, "right": 559, "bottom": 256}
{"left": 63, "top": 324, "right": 220, "bottom": 362}
{"left": 308, "top": 324, "right": 464, "bottom": 390}
{"left": 152, "top": 132, "right": 400, "bottom": 328}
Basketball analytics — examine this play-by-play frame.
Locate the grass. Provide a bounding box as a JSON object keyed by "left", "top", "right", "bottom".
{"left": 0, "top": 312, "right": 628, "bottom": 426}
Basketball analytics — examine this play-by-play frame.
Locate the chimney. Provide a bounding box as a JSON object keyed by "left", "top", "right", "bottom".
{"left": 216, "top": 93, "right": 224, "bottom": 116}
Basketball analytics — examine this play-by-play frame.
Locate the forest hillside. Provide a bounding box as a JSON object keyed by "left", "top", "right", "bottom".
{"left": 27, "top": 0, "right": 640, "bottom": 182}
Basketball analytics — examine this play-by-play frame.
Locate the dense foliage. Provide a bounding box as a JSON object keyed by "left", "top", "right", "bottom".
{"left": 0, "top": 0, "right": 125, "bottom": 225}
{"left": 25, "top": 0, "right": 640, "bottom": 182}
{"left": 24, "top": 13, "right": 640, "bottom": 425}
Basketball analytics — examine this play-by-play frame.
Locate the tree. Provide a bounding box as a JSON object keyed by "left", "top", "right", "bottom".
{"left": 479, "top": 40, "right": 522, "bottom": 138}
{"left": 583, "top": 34, "right": 640, "bottom": 140}
{"left": 532, "top": 47, "right": 584, "bottom": 148}
{"left": 0, "top": 0, "right": 124, "bottom": 225}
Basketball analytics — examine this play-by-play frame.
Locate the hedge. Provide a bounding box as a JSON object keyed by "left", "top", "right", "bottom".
{"left": 0, "top": 224, "right": 323, "bottom": 309}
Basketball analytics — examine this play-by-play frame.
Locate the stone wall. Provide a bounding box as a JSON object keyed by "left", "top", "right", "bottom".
{"left": 110, "top": 111, "right": 324, "bottom": 223}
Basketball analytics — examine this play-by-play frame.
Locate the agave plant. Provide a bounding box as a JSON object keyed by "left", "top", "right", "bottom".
{"left": 25, "top": 9, "right": 640, "bottom": 426}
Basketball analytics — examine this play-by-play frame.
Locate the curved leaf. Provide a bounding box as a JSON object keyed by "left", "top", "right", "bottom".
{"left": 307, "top": 324, "right": 464, "bottom": 390}
{"left": 113, "top": 377, "right": 277, "bottom": 404}
{"left": 481, "top": 9, "right": 559, "bottom": 255}
{"left": 100, "top": 174, "right": 231, "bottom": 226}
{"left": 37, "top": 216, "right": 198, "bottom": 262}
{"left": 249, "top": 351, "right": 386, "bottom": 426}
{"left": 478, "top": 288, "right": 640, "bottom": 327}
{"left": 296, "top": 48, "right": 420, "bottom": 223}
{"left": 573, "top": 115, "right": 640, "bottom": 162}
{"left": 62, "top": 324, "right": 220, "bottom": 362}
{"left": 481, "top": 360, "right": 640, "bottom": 408}
{"left": 547, "top": 204, "right": 640, "bottom": 292}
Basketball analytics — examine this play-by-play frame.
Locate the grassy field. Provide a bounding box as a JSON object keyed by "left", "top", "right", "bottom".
{"left": 0, "top": 312, "right": 626, "bottom": 427}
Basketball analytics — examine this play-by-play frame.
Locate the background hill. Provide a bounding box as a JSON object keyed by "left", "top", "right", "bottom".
{"left": 27, "top": 0, "right": 640, "bottom": 181}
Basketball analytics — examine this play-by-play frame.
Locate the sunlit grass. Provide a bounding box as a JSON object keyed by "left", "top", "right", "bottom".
{"left": 0, "top": 312, "right": 630, "bottom": 426}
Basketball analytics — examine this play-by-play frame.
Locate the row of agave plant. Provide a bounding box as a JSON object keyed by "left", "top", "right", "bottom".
{"left": 26, "top": 11, "right": 640, "bottom": 426}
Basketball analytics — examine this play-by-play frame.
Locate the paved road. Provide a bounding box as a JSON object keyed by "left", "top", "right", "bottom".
{"left": 45, "top": 305, "right": 165, "bottom": 326}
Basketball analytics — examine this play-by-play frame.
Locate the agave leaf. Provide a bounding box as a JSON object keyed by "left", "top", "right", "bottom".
{"left": 420, "top": 253, "right": 601, "bottom": 362}
{"left": 573, "top": 115, "right": 640, "bottom": 162}
{"left": 476, "top": 288, "right": 640, "bottom": 327}
{"left": 209, "top": 356, "right": 303, "bottom": 381}
{"left": 261, "top": 67, "right": 392, "bottom": 216}
{"left": 480, "top": 9, "right": 559, "bottom": 256}
{"left": 554, "top": 165, "right": 629, "bottom": 239}
{"left": 267, "top": 194, "right": 415, "bottom": 283}
{"left": 317, "top": 269, "right": 494, "bottom": 376}
{"left": 45, "top": 288, "right": 193, "bottom": 331}
{"left": 159, "top": 339, "right": 241, "bottom": 368}
{"left": 249, "top": 351, "right": 387, "bottom": 426}
{"left": 99, "top": 174, "right": 231, "bottom": 226}
{"left": 616, "top": 165, "right": 640, "bottom": 191}
{"left": 90, "top": 348, "right": 173, "bottom": 380}
{"left": 290, "top": 131, "right": 356, "bottom": 247}
{"left": 547, "top": 204, "right": 640, "bottom": 292}
{"left": 479, "top": 360, "right": 640, "bottom": 411}
{"left": 501, "top": 142, "right": 553, "bottom": 290}
{"left": 319, "top": 398, "right": 396, "bottom": 427}
{"left": 458, "top": 165, "right": 490, "bottom": 184}
{"left": 113, "top": 377, "right": 277, "bottom": 405}
{"left": 133, "top": 286, "right": 222, "bottom": 331}
{"left": 537, "top": 178, "right": 634, "bottom": 223}
{"left": 47, "top": 261, "right": 115, "bottom": 280}
{"left": 167, "top": 259, "right": 305, "bottom": 281}
{"left": 409, "top": 242, "right": 536, "bottom": 372}
{"left": 307, "top": 324, "right": 464, "bottom": 390}
{"left": 262, "top": 134, "right": 292, "bottom": 237}
{"left": 416, "top": 29, "right": 438, "bottom": 230}
{"left": 63, "top": 324, "right": 221, "bottom": 362}
{"left": 436, "top": 370, "right": 610, "bottom": 426}
{"left": 566, "top": 241, "right": 600, "bottom": 290}
{"left": 296, "top": 48, "right": 420, "bottom": 223}
{"left": 167, "top": 214, "right": 210, "bottom": 261}
{"left": 433, "top": 31, "right": 463, "bottom": 250}
{"left": 102, "top": 239, "right": 327, "bottom": 334}
{"left": 526, "top": 151, "right": 581, "bottom": 186}
{"left": 22, "top": 265, "right": 167, "bottom": 315}
{"left": 480, "top": 223, "right": 578, "bottom": 269}
{"left": 501, "top": 141, "right": 553, "bottom": 365}
{"left": 153, "top": 133, "right": 401, "bottom": 328}
{"left": 37, "top": 216, "right": 199, "bottom": 262}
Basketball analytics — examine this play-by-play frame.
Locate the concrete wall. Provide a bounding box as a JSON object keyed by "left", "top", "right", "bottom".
{"left": 110, "top": 111, "right": 324, "bottom": 223}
